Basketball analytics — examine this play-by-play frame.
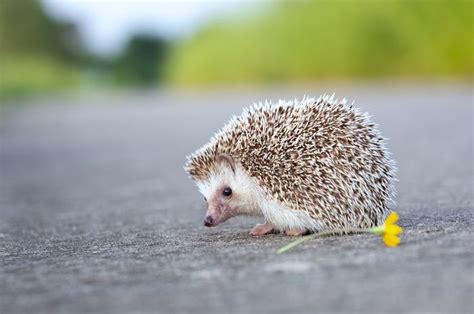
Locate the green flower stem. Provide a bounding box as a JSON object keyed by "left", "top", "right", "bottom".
{"left": 369, "top": 225, "right": 385, "bottom": 235}
{"left": 277, "top": 227, "right": 374, "bottom": 254}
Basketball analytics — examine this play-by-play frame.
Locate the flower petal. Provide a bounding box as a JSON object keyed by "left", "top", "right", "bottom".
{"left": 385, "top": 212, "right": 399, "bottom": 225}
{"left": 383, "top": 233, "right": 400, "bottom": 247}
{"left": 385, "top": 224, "right": 403, "bottom": 236}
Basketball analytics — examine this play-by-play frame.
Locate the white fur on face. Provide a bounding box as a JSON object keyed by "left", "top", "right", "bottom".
{"left": 195, "top": 164, "right": 326, "bottom": 232}
{"left": 196, "top": 164, "right": 260, "bottom": 215}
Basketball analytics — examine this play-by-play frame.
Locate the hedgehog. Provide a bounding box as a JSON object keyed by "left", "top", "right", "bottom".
{"left": 184, "top": 95, "right": 396, "bottom": 236}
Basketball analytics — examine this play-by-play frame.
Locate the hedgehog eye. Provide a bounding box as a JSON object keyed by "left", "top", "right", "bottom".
{"left": 223, "top": 187, "right": 232, "bottom": 197}
{"left": 203, "top": 196, "right": 207, "bottom": 202}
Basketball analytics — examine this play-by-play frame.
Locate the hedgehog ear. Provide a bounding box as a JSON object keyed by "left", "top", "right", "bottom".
{"left": 216, "top": 153, "right": 236, "bottom": 174}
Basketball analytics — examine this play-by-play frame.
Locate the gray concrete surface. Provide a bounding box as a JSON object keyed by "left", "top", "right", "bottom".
{"left": 0, "top": 84, "right": 473, "bottom": 314}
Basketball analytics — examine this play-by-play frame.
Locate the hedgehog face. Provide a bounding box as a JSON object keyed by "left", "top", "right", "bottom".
{"left": 198, "top": 167, "right": 244, "bottom": 227}
{"left": 202, "top": 184, "right": 238, "bottom": 227}
{"left": 196, "top": 155, "right": 259, "bottom": 227}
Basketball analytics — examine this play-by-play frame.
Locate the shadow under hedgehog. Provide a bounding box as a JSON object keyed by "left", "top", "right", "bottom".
{"left": 184, "top": 95, "right": 396, "bottom": 236}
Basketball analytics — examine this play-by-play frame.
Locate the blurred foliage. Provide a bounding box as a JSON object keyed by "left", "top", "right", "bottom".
{"left": 167, "top": 0, "right": 473, "bottom": 86}
{"left": 0, "top": 0, "right": 85, "bottom": 62}
{"left": 111, "top": 34, "right": 169, "bottom": 85}
{"left": 1, "top": 0, "right": 471, "bottom": 100}
{"left": 0, "top": 57, "right": 82, "bottom": 99}
{"left": 0, "top": 0, "right": 169, "bottom": 101}
{"left": 0, "top": 0, "right": 85, "bottom": 100}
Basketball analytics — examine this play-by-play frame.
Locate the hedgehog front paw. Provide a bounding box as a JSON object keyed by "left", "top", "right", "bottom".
{"left": 249, "top": 221, "right": 274, "bottom": 236}
{"left": 284, "top": 229, "right": 308, "bottom": 236}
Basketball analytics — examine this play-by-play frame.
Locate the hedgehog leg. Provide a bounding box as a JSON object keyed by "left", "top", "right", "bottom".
{"left": 249, "top": 221, "right": 274, "bottom": 236}
{"left": 284, "top": 229, "right": 308, "bottom": 236}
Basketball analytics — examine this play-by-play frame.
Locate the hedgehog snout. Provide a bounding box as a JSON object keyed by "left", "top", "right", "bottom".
{"left": 203, "top": 205, "right": 224, "bottom": 227}
{"left": 203, "top": 215, "right": 214, "bottom": 227}
{"left": 203, "top": 200, "right": 234, "bottom": 227}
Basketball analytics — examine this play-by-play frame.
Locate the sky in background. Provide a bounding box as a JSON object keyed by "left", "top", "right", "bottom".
{"left": 41, "top": 0, "right": 253, "bottom": 56}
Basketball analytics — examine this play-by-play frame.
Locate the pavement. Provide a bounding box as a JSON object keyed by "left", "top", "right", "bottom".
{"left": 0, "top": 84, "right": 473, "bottom": 314}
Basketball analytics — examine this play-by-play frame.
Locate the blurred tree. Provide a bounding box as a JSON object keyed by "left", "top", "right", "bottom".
{"left": 0, "top": 0, "right": 85, "bottom": 62}
{"left": 112, "top": 34, "right": 168, "bottom": 85}
{"left": 0, "top": 0, "right": 85, "bottom": 100}
{"left": 167, "top": 0, "right": 473, "bottom": 85}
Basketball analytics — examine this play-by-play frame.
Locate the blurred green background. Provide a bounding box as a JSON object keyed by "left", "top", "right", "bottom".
{"left": 0, "top": 0, "right": 472, "bottom": 101}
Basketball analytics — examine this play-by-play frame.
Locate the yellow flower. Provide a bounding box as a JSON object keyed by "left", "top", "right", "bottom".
{"left": 370, "top": 211, "right": 403, "bottom": 247}
{"left": 277, "top": 211, "right": 405, "bottom": 254}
